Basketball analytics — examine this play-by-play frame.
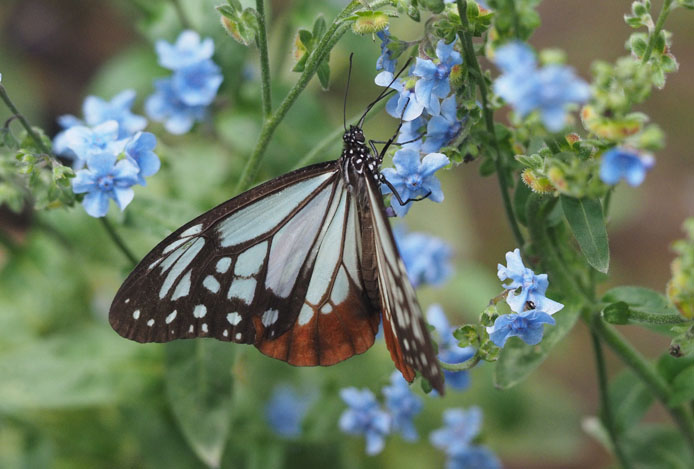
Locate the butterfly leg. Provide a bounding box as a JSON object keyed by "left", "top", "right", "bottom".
{"left": 379, "top": 175, "right": 432, "bottom": 206}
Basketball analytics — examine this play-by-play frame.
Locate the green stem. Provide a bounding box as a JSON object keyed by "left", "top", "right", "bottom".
{"left": 170, "top": 0, "right": 192, "bottom": 29}
{"left": 641, "top": 0, "right": 673, "bottom": 63}
{"left": 234, "top": 0, "right": 392, "bottom": 192}
{"left": 0, "top": 84, "right": 51, "bottom": 155}
{"left": 438, "top": 354, "right": 480, "bottom": 372}
{"left": 292, "top": 98, "right": 387, "bottom": 170}
{"left": 627, "top": 309, "right": 688, "bottom": 325}
{"left": 506, "top": 0, "right": 522, "bottom": 39}
{"left": 592, "top": 315, "right": 694, "bottom": 456}
{"left": 456, "top": 0, "right": 525, "bottom": 249}
{"left": 100, "top": 218, "right": 138, "bottom": 266}
{"left": 590, "top": 328, "right": 632, "bottom": 468}
{"left": 255, "top": 0, "right": 272, "bottom": 119}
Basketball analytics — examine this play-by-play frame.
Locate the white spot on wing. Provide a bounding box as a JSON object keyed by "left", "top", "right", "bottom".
{"left": 133, "top": 309, "right": 141, "bottom": 320}
{"left": 216, "top": 257, "right": 232, "bottom": 274}
{"left": 227, "top": 277, "right": 256, "bottom": 305}
{"left": 193, "top": 304, "right": 207, "bottom": 318}
{"left": 321, "top": 303, "right": 333, "bottom": 314}
{"left": 203, "top": 275, "right": 220, "bottom": 293}
{"left": 125, "top": 298, "right": 130, "bottom": 304}
{"left": 180, "top": 224, "right": 203, "bottom": 237}
{"left": 235, "top": 332, "right": 242, "bottom": 340}
{"left": 234, "top": 242, "right": 267, "bottom": 277}
{"left": 226, "top": 312, "right": 242, "bottom": 325}
{"left": 188, "top": 324, "right": 194, "bottom": 333}
{"left": 163, "top": 237, "right": 188, "bottom": 254}
{"left": 331, "top": 267, "right": 349, "bottom": 305}
{"left": 261, "top": 309, "right": 279, "bottom": 326}
{"left": 166, "top": 310, "right": 177, "bottom": 324}
{"left": 147, "top": 319, "right": 154, "bottom": 327}
{"left": 223, "top": 329, "right": 229, "bottom": 337}
{"left": 172, "top": 270, "right": 192, "bottom": 300}
{"left": 202, "top": 323, "right": 208, "bottom": 333}
{"left": 298, "top": 304, "right": 314, "bottom": 326}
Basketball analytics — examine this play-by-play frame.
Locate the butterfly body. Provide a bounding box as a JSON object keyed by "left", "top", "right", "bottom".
{"left": 109, "top": 124, "right": 444, "bottom": 393}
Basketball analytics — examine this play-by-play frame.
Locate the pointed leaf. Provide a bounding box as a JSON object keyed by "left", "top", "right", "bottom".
{"left": 561, "top": 196, "right": 610, "bottom": 273}
{"left": 317, "top": 60, "right": 330, "bottom": 91}
{"left": 166, "top": 340, "right": 235, "bottom": 468}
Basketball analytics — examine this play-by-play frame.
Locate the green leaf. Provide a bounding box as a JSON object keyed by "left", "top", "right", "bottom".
{"left": 478, "top": 155, "right": 496, "bottom": 177}
{"left": 560, "top": 196, "right": 610, "bottom": 273}
{"left": 608, "top": 370, "right": 654, "bottom": 433}
{"left": 621, "top": 424, "right": 691, "bottom": 468}
{"left": 494, "top": 302, "right": 580, "bottom": 389}
{"left": 312, "top": 15, "right": 327, "bottom": 40}
{"left": 603, "top": 286, "right": 677, "bottom": 316}
{"left": 317, "top": 59, "right": 330, "bottom": 91}
{"left": 165, "top": 340, "right": 235, "bottom": 468}
{"left": 657, "top": 354, "right": 694, "bottom": 382}
{"left": 669, "top": 366, "right": 694, "bottom": 406}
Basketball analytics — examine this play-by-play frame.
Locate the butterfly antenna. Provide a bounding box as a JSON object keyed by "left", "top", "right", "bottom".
{"left": 344, "top": 53, "right": 354, "bottom": 131}
{"left": 358, "top": 57, "right": 413, "bottom": 128}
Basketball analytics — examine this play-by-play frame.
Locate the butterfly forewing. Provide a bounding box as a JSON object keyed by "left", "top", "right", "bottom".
{"left": 109, "top": 160, "right": 379, "bottom": 366}
{"left": 364, "top": 175, "right": 445, "bottom": 393}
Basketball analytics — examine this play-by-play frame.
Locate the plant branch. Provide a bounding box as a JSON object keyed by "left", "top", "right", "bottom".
{"left": 255, "top": 0, "right": 272, "bottom": 119}
{"left": 592, "top": 315, "right": 694, "bottom": 456}
{"left": 641, "top": 0, "right": 673, "bottom": 63}
{"left": 100, "top": 217, "right": 138, "bottom": 266}
{"left": 456, "top": 0, "right": 525, "bottom": 249}
{"left": 627, "top": 310, "right": 688, "bottom": 325}
{"left": 590, "top": 328, "right": 632, "bottom": 468}
{"left": 438, "top": 354, "right": 480, "bottom": 372}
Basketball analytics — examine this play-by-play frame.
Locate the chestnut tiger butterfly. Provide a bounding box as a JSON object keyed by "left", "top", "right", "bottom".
{"left": 108, "top": 59, "right": 445, "bottom": 394}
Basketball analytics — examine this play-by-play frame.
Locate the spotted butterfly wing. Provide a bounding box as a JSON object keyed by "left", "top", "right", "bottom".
{"left": 109, "top": 126, "right": 444, "bottom": 393}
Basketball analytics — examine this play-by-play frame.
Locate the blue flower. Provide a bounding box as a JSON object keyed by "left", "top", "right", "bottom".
{"left": 395, "top": 230, "right": 453, "bottom": 287}
{"left": 124, "top": 132, "right": 160, "bottom": 185}
{"left": 599, "top": 147, "right": 655, "bottom": 187}
{"left": 145, "top": 77, "right": 207, "bottom": 135}
{"left": 486, "top": 309, "right": 556, "bottom": 347}
{"left": 171, "top": 59, "right": 223, "bottom": 107}
{"left": 156, "top": 30, "right": 215, "bottom": 70}
{"left": 376, "top": 28, "right": 396, "bottom": 73}
{"left": 427, "top": 305, "right": 475, "bottom": 391}
{"left": 265, "top": 385, "right": 314, "bottom": 438}
{"left": 497, "top": 248, "right": 564, "bottom": 314}
{"left": 339, "top": 387, "right": 391, "bottom": 455}
{"left": 492, "top": 41, "right": 590, "bottom": 132}
{"left": 53, "top": 120, "right": 126, "bottom": 169}
{"left": 382, "top": 372, "right": 422, "bottom": 441}
{"left": 381, "top": 149, "right": 449, "bottom": 217}
{"left": 413, "top": 40, "right": 462, "bottom": 115}
{"left": 422, "top": 95, "right": 462, "bottom": 153}
{"left": 375, "top": 71, "right": 425, "bottom": 122}
{"left": 82, "top": 89, "right": 147, "bottom": 138}
{"left": 430, "top": 407, "right": 501, "bottom": 469}
{"left": 396, "top": 116, "right": 425, "bottom": 151}
{"left": 72, "top": 152, "right": 139, "bottom": 218}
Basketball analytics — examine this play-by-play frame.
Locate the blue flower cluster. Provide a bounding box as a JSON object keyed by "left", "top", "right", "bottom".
{"left": 430, "top": 407, "right": 501, "bottom": 469}
{"left": 487, "top": 249, "right": 564, "bottom": 347}
{"left": 339, "top": 372, "right": 423, "bottom": 454}
{"left": 427, "top": 305, "right": 475, "bottom": 391}
{"left": 374, "top": 35, "right": 460, "bottom": 216}
{"left": 394, "top": 228, "right": 453, "bottom": 288}
{"left": 265, "top": 384, "right": 315, "bottom": 438}
{"left": 599, "top": 147, "right": 655, "bottom": 187}
{"left": 492, "top": 42, "right": 590, "bottom": 132}
{"left": 53, "top": 90, "right": 160, "bottom": 218}
{"left": 145, "top": 30, "right": 223, "bottom": 134}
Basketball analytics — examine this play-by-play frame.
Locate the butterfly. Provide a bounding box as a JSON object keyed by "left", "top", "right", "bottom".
{"left": 108, "top": 65, "right": 445, "bottom": 394}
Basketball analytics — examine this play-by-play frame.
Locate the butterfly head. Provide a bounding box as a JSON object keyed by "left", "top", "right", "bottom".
{"left": 344, "top": 125, "right": 365, "bottom": 145}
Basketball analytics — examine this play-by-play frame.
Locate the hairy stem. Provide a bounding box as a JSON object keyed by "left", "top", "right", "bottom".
{"left": 233, "top": 0, "right": 389, "bottom": 193}
{"left": 100, "top": 218, "right": 138, "bottom": 266}
{"left": 438, "top": 354, "right": 480, "bottom": 372}
{"left": 626, "top": 309, "right": 688, "bottom": 325}
{"left": 255, "top": 0, "right": 272, "bottom": 119}
{"left": 641, "top": 0, "right": 673, "bottom": 63}
{"left": 590, "top": 328, "right": 632, "bottom": 468}
{"left": 456, "top": 0, "right": 525, "bottom": 249}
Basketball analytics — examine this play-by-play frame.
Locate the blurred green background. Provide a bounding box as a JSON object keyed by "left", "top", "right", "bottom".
{"left": 0, "top": 0, "right": 692, "bottom": 467}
